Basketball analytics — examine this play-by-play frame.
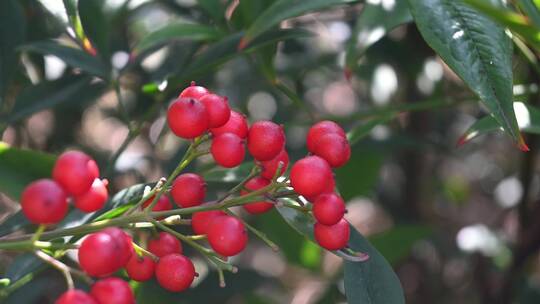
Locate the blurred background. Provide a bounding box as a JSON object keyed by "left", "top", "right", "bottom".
{"left": 1, "top": 0, "right": 539, "bottom": 303}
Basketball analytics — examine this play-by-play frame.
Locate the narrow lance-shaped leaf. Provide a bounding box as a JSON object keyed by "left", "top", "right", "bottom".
{"left": 459, "top": 102, "right": 540, "bottom": 145}
{"left": 408, "top": 0, "right": 525, "bottom": 150}
{"left": 78, "top": 0, "right": 110, "bottom": 60}
{"left": 519, "top": 0, "right": 540, "bottom": 28}
{"left": 241, "top": 0, "right": 358, "bottom": 48}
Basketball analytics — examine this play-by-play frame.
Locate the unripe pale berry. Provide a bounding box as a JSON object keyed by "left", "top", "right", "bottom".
{"left": 260, "top": 149, "right": 289, "bottom": 180}
{"left": 55, "top": 289, "right": 97, "bottom": 304}
{"left": 125, "top": 255, "right": 155, "bottom": 282}
{"left": 211, "top": 132, "right": 245, "bottom": 168}
{"left": 314, "top": 218, "right": 350, "bottom": 251}
{"left": 210, "top": 110, "right": 249, "bottom": 138}
{"left": 314, "top": 133, "right": 351, "bottom": 168}
{"left": 313, "top": 193, "right": 345, "bottom": 225}
{"left": 90, "top": 277, "right": 135, "bottom": 304}
{"left": 21, "top": 179, "right": 68, "bottom": 224}
{"left": 306, "top": 121, "right": 346, "bottom": 153}
{"left": 78, "top": 232, "right": 124, "bottom": 277}
{"left": 167, "top": 97, "right": 209, "bottom": 139}
{"left": 53, "top": 151, "right": 99, "bottom": 195}
{"left": 241, "top": 177, "right": 274, "bottom": 214}
{"left": 200, "top": 94, "right": 231, "bottom": 128}
{"left": 247, "top": 121, "right": 285, "bottom": 161}
{"left": 148, "top": 232, "right": 182, "bottom": 257}
{"left": 155, "top": 254, "right": 195, "bottom": 292}
{"left": 207, "top": 216, "right": 248, "bottom": 256}
{"left": 74, "top": 178, "right": 109, "bottom": 213}
{"left": 171, "top": 173, "right": 206, "bottom": 208}
{"left": 191, "top": 210, "right": 226, "bottom": 235}
{"left": 179, "top": 81, "right": 210, "bottom": 100}
{"left": 101, "top": 228, "right": 133, "bottom": 268}
{"left": 142, "top": 195, "right": 172, "bottom": 212}
{"left": 290, "top": 156, "right": 333, "bottom": 197}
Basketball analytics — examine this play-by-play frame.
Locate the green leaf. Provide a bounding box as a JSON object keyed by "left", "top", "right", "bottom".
{"left": 275, "top": 202, "right": 405, "bottom": 303}
{"left": 19, "top": 41, "right": 109, "bottom": 79}
{"left": 408, "top": 0, "right": 524, "bottom": 148}
{"left": 0, "top": 212, "right": 30, "bottom": 238}
{"left": 347, "top": 116, "right": 393, "bottom": 145}
{"left": 93, "top": 183, "right": 153, "bottom": 221}
{"left": 197, "top": 0, "right": 227, "bottom": 24}
{"left": 346, "top": 0, "right": 412, "bottom": 69}
{"left": 0, "top": 142, "right": 55, "bottom": 200}
{"left": 459, "top": 101, "right": 540, "bottom": 144}
{"left": 242, "top": 0, "right": 357, "bottom": 45}
{"left": 519, "top": 0, "right": 540, "bottom": 28}
{"left": 369, "top": 225, "right": 432, "bottom": 265}
{"left": 0, "top": 0, "right": 26, "bottom": 105}
{"left": 335, "top": 146, "right": 384, "bottom": 200}
{"left": 203, "top": 162, "right": 254, "bottom": 183}
{"left": 78, "top": 0, "right": 110, "bottom": 59}
{"left": 135, "top": 23, "right": 224, "bottom": 54}
{"left": 5, "top": 76, "right": 106, "bottom": 124}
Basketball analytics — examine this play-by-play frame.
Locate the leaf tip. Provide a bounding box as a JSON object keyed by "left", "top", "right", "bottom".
{"left": 518, "top": 135, "right": 530, "bottom": 152}
{"left": 238, "top": 38, "right": 248, "bottom": 51}
{"left": 456, "top": 134, "right": 469, "bottom": 148}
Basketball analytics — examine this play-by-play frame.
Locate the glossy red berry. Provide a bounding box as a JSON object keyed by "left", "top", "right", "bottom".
{"left": 155, "top": 254, "right": 195, "bottom": 292}
{"left": 313, "top": 193, "right": 346, "bottom": 225}
{"left": 125, "top": 255, "right": 155, "bottom": 282}
{"left": 211, "top": 133, "right": 245, "bottom": 168}
{"left": 247, "top": 121, "right": 285, "bottom": 161}
{"left": 290, "top": 156, "right": 333, "bottom": 197}
{"left": 241, "top": 177, "right": 273, "bottom": 214}
{"left": 55, "top": 289, "right": 97, "bottom": 304}
{"left": 191, "top": 210, "right": 226, "bottom": 235}
{"left": 207, "top": 216, "right": 248, "bottom": 256}
{"left": 167, "top": 97, "right": 209, "bottom": 139}
{"left": 314, "top": 218, "right": 350, "bottom": 251}
{"left": 179, "top": 81, "right": 210, "bottom": 100}
{"left": 148, "top": 232, "right": 182, "bottom": 257}
{"left": 171, "top": 173, "right": 206, "bottom": 208}
{"left": 53, "top": 151, "right": 99, "bottom": 195}
{"left": 79, "top": 232, "right": 124, "bottom": 277}
{"left": 306, "top": 121, "right": 346, "bottom": 154}
{"left": 314, "top": 133, "right": 351, "bottom": 168}
{"left": 304, "top": 175, "right": 335, "bottom": 202}
{"left": 90, "top": 277, "right": 135, "bottom": 304}
{"left": 21, "top": 179, "right": 68, "bottom": 224}
{"left": 210, "top": 110, "right": 249, "bottom": 138}
{"left": 142, "top": 195, "right": 172, "bottom": 212}
{"left": 260, "top": 149, "right": 289, "bottom": 179}
{"left": 101, "top": 228, "right": 133, "bottom": 267}
{"left": 200, "top": 94, "right": 231, "bottom": 128}
{"left": 74, "top": 179, "right": 108, "bottom": 213}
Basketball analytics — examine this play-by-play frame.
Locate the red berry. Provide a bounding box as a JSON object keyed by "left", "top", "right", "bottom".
{"left": 200, "top": 94, "right": 231, "bottom": 128}
{"left": 79, "top": 232, "right": 124, "bottom": 277}
{"left": 179, "top": 81, "right": 210, "bottom": 100}
{"left": 207, "top": 216, "right": 248, "bottom": 256}
{"left": 125, "top": 255, "right": 155, "bottom": 282}
{"left": 290, "top": 156, "right": 333, "bottom": 197}
{"left": 101, "top": 228, "right": 133, "bottom": 267}
{"left": 90, "top": 277, "right": 135, "bottom": 304}
{"left": 241, "top": 177, "right": 273, "bottom": 214}
{"left": 191, "top": 210, "right": 226, "bottom": 235}
{"left": 167, "top": 97, "right": 209, "bottom": 139}
{"left": 55, "top": 289, "right": 97, "bottom": 304}
{"left": 21, "top": 179, "right": 68, "bottom": 224}
{"left": 314, "top": 133, "right": 351, "bottom": 168}
{"left": 74, "top": 179, "right": 108, "bottom": 213}
{"left": 247, "top": 121, "right": 285, "bottom": 161}
{"left": 260, "top": 149, "right": 289, "bottom": 179}
{"left": 211, "top": 133, "right": 245, "bottom": 168}
{"left": 148, "top": 232, "right": 182, "bottom": 257}
{"left": 210, "top": 110, "right": 248, "bottom": 138}
{"left": 306, "top": 121, "right": 346, "bottom": 154}
{"left": 304, "top": 175, "right": 335, "bottom": 202}
{"left": 53, "top": 151, "right": 99, "bottom": 195}
{"left": 313, "top": 193, "right": 345, "bottom": 225}
{"left": 155, "top": 254, "right": 195, "bottom": 292}
{"left": 314, "top": 218, "right": 350, "bottom": 251}
{"left": 171, "top": 173, "right": 206, "bottom": 208}
{"left": 142, "top": 195, "right": 172, "bottom": 212}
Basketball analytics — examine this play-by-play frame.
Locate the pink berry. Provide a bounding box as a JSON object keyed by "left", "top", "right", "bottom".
{"left": 90, "top": 277, "right": 135, "bottom": 304}
{"left": 155, "top": 254, "right": 195, "bottom": 292}
{"left": 179, "top": 81, "right": 210, "bottom": 100}
{"left": 211, "top": 132, "right": 246, "bottom": 168}
{"left": 314, "top": 218, "right": 350, "bottom": 251}
{"left": 247, "top": 121, "right": 285, "bottom": 161}
{"left": 53, "top": 151, "right": 99, "bottom": 195}
{"left": 241, "top": 177, "right": 274, "bottom": 214}
{"left": 314, "top": 133, "right": 351, "bottom": 168}
{"left": 191, "top": 210, "right": 226, "bottom": 235}
{"left": 74, "top": 179, "right": 109, "bottom": 213}
{"left": 210, "top": 110, "right": 249, "bottom": 138}
{"left": 306, "top": 121, "right": 346, "bottom": 153}
{"left": 260, "top": 149, "right": 289, "bottom": 179}
{"left": 200, "top": 94, "right": 231, "bottom": 128}
{"left": 142, "top": 195, "right": 172, "bottom": 212}
{"left": 21, "top": 179, "right": 68, "bottom": 224}
{"left": 79, "top": 232, "right": 124, "bottom": 277}
{"left": 125, "top": 255, "right": 155, "bottom": 282}
{"left": 207, "top": 216, "right": 248, "bottom": 256}
{"left": 290, "top": 156, "right": 333, "bottom": 197}
{"left": 148, "top": 232, "right": 182, "bottom": 257}
{"left": 171, "top": 173, "right": 206, "bottom": 208}
{"left": 167, "top": 97, "right": 209, "bottom": 139}
{"left": 313, "top": 193, "right": 345, "bottom": 225}
{"left": 55, "top": 289, "right": 97, "bottom": 304}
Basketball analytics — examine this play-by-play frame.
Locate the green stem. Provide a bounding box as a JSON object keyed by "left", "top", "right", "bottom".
{"left": 224, "top": 210, "right": 279, "bottom": 251}
{"left": 132, "top": 242, "right": 158, "bottom": 261}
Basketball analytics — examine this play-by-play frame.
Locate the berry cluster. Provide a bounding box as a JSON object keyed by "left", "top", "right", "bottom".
{"left": 14, "top": 82, "right": 354, "bottom": 303}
